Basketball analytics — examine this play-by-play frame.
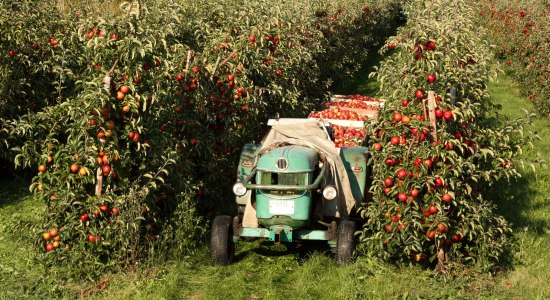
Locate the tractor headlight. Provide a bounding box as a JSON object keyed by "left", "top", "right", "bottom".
{"left": 322, "top": 185, "right": 337, "bottom": 200}
{"left": 232, "top": 182, "right": 247, "bottom": 196}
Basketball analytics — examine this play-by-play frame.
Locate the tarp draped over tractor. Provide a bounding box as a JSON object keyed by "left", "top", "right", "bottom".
{"left": 263, "top": 120, "right": 360, "bottom": 215}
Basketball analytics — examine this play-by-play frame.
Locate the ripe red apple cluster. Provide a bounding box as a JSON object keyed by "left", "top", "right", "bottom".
{"left": 43, "top": 228, "right": 63, "bottom": 252}
{"left": 434, "top": 108, "right": 454, "bottom": 121}
{"left": 77, "top": 203, "right": 120, "bottom": 245}
{"left": 330, "top": 124, "right": 366, "bottom": 148}
{"left": 85, "top": 27, "right": 115, "bottom": 39}
{"left": 325, "top": 99, "right": 380, "bottom": 110}
{"left": 96, "top": 150, "right": 113, "bottom": 176}
{"left": 87, "top": 233, "right": 101, "bottom": 243}
{"left": 89, "top": 203, "right": 120, "bottom": 219}
{"left": 330, "top": 94, "right": 383, "bottom": 102}
{"left": 413, "top": 40, "right": 436, "bottom": 61}
{"left": 309, "top": 107, "right": 368, "bottom": 121}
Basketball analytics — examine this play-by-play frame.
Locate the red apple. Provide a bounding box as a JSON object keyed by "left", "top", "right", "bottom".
{"left": 102, "top": 165, "right": 111, "bottom": 176}
{"left": 46, "top": 243, "right": 55, "bottom": 251}
{"left": 397, "top": 169, "right": 407, "bottom": 179}
{"left": 80, "top": 213, "right": 90, "bottom": 222}
{"left": 415, "top": 89, "right": 424, "bottom": 99}
{"left": 393, "top": 112, "right": 403, "bottom": 122}
{"left": 390, "top": 136, "right": 400, "bottom": 145}
{"left": 435, "top": 108, "right": 443, "bottom": 118}
{"left": 88, "top": 234, "right": 96, "bottom": 243}
{"left": 443, "top": 110, "right": 454, "bottom": 121}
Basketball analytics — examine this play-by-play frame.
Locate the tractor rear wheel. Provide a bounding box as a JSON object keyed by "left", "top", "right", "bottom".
{"left": 211, "top": 215, "right": 235, "bottom": 266}
{"left": 336, "top": 220, "right": 355, "bottom": 265}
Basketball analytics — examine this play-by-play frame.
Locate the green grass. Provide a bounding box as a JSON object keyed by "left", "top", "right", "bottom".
{"left": 484, "top": 72, "right": 550, "bottom": 299}
{"left": 488, "top": 72, "right": 550, "bottom": 233}
{"left": 0, "top": 174, "right": 53, "bottom": 298}
{"left": 1, "top": 70, "right": 549, "bottom": 299}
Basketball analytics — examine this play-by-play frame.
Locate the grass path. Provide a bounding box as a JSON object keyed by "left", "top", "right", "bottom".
{"left": 1, "top": 68, "right": 549, "bottom": 299}
{"left": 0, "top": 176, "right": 50, "bottom": 298}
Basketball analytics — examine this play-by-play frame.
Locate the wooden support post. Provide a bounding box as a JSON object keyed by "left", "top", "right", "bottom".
{"left": 185, "top": 50, "right": 194, "bottom": 73}
{"left": 102, "top": 59, "right": 119, "bottom": 91}
{"left": 95, "top": 167, "right": 103, "bottom": 196}
{"left": 427, "top": 91, "right": 438, "bottom": 143}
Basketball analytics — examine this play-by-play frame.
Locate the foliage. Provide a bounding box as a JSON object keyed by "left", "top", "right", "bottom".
{"left": 358, "top": 0, "right": 539, "bottom": 271}
{"left": 0, "top": 0, "right": 401, "bottom": 279}
{"left": 2, "top": 69, "right": 549, "bottom": 299}
{"left": 476, "top": 0, "right": 550, "bottom": 114}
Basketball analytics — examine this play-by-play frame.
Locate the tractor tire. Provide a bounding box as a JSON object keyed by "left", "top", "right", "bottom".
{"left": 336, "top": 220, "right": 355, "bottom": 265}
{"left": 211, "top": 215, "right": 235, "bottom": 266}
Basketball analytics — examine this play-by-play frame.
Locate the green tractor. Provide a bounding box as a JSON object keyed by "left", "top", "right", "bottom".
{"left": 211, "top": 118, "right": 369, "bottom": 265}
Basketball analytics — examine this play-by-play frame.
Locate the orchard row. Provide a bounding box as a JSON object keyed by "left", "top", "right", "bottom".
{"left": 477, "top": 1, "right": 549, "bottom": 114}
{"left": 0, "top": 0, "right": 401, "bottom": 279}
{"left": 358, "top": 0, "right": 534, "bottom": 271}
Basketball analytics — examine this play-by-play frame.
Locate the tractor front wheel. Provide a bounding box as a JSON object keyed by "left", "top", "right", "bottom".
{"left": 336, "top": 220, "right": 355, "bottom": 265}
{"left": 211, "top": 215, "right": 235, "bottom": 266}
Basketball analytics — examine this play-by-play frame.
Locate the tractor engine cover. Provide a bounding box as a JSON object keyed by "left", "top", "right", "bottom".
{"left": 254, "top": 145, "right": 318, "bottom": 229}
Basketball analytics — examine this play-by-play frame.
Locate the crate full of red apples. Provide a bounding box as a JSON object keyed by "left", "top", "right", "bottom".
{"left": 330, "top": 124, "right": 366, "bottom": 148}
{"left": 327, "top": 94, "right": 384, "bottom": 118}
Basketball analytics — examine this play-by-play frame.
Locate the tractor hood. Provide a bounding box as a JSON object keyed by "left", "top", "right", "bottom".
{"left": 256, "top": 145, "right": 318, "bottom": 173}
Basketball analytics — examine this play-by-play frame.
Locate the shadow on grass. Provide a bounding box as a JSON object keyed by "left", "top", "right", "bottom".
{"left": 488, "top": 173, "right": 548, "bottom": 235}
{"left": 485, "top": 72, "right": 549, "bottom": 236}
{"left": 483, "top": 171, "right": 549, "bottom": 272}
{"left": 232, "top": 240, "right": 332, "bottom": 264}
{"left": 0, "top": 161, "right": 33, "bottom": 209}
